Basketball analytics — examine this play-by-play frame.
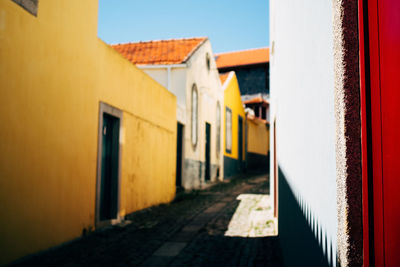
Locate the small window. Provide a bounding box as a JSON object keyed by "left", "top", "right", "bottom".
{"left": 216, "top": 101, "right": 221, "bottom": 157}
{"left": 255, "top": 106, "right": 260, "bottom": 118}
{"left": 12, "top": 0, "right": 38, "bottom": 16}
{"left": 191, "top": 84, "right": 198, "bottom": 147}
{"left": 225, "top": 107, "right": 232, "bottom": 153}
{"left": 206, "top": 53, "right": 211, "bottom": 71}
{"left": 262, "top": 106, "right": 267, "bottom": 120}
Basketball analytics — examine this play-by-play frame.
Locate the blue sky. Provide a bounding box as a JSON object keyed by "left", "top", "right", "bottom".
{"left": 98, "top": 0, "right": 269, "bottom": 54}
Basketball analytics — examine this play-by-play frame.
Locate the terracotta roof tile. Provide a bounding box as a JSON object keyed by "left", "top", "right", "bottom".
{"left": 215, "top": 47, "right": 269, "bottom": 69}
{"left": 111, "top": 37, "right": 207, "bottom": 65}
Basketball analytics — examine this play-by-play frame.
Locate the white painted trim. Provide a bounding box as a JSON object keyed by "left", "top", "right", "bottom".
{"left": 137, "top": 64, "right": 187, "bottom": 69}
{"left": 182, "top": 38, "right": 208, "bottom": 63}
{"left": 221, "top": 71, "right": 235, "bottom": 91}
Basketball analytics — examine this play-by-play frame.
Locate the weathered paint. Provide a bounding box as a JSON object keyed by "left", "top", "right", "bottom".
{"left": 223, "top": 72, "right": 246, "bottom": 178}
{"left": 140, "top": 40, "right": 223, "bottom": 189}
{"left": 0, "top": 0, "right": 176, "bottom": 264}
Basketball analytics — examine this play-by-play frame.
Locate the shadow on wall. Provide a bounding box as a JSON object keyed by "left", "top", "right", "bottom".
{"left": 278, "top": 167, "right": 337, "bottom": 267}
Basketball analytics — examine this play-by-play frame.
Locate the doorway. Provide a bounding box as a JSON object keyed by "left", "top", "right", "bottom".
{"left": 176, "top": 123, "right": 184, "bottom": 188}
{"left": 96, "top": 103, "right": 122, "bottom": 227}
{"left": 205, "top": 123, "right": 211, "bottom": 181}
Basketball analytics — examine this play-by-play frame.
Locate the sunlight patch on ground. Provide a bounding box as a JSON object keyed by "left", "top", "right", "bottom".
{"left": 225, "top": 194, "right": 277, "bottom": 237}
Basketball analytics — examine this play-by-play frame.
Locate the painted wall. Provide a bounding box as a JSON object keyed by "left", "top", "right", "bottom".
{"left": 223, "top": 72, "right": 246, "bottom": 178}
{"left": 270, "top": 0, "right": 337, "bottom": 266}
{"left": 184, "top": 40, "right": 224, "bottom": 188}
{"left": 140, "top": 40, "right": 223, "bottom": 189}
{"left": 247, "top": 119, "right": 269, "bottom": 156}
{"left": 0, "top": 0, "right": 176, "bottom": 264}
{"left": 246, "top": 118, "right": 269, "bottom": 172}
{"left": 140, "top": 66, "right": 187, "bottom": 123}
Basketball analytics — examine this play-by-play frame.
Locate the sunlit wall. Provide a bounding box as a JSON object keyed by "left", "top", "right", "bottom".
{"left": 270, "top": 0, "right": 337, "bottom": 266}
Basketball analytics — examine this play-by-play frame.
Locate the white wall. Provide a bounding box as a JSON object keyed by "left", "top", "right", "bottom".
{"left": 270, "top": 0, "right": 337, "bottom": 265}
{"left": 139, "top": 67, "right": 187, "bottom": 123}
{"left": 185, "top": 39, "right": 224, "bottom": 181}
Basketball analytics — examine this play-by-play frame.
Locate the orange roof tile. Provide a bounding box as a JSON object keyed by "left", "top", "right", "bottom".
{"left": 215, "top": 47, "right": 269, "bottom": 69}
{"left": 219, "top": 72, "right": 230, "bottom": 85}
{"left": 111, "top": 37, "right": 207, "bottom": 65}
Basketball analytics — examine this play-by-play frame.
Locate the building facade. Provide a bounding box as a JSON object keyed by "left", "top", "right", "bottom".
{"left": 0, "top": 0, "right": 177, "bottom": 264}
{"left": 221, "top": 72, "right": 246, "bottom": 178}
{"left": 113, "top": 38, "right": 224, "bottom": 190}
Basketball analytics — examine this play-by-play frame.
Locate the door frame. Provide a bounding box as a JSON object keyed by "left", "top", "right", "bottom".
{"left": 95, "top": 102, "right": 123, "bottom": 228}
{"left": 359, "top": 0, "right": 385, "bottom": 265}
{"left": 176, "top": 122, "right": 184, "bottom": 188}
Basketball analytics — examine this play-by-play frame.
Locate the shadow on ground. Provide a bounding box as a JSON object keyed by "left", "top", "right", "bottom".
{"left": 10, "top": 174, "right": 282, "bottom": 267}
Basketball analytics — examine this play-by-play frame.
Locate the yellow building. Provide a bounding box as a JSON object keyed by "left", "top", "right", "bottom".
{"left": 246, "top": 114, "right": 270, "bottom": 172}
{"left": 221, "top": 71, "right": 246, "bottom": 178}
{"left": 0, "top": 0, "right": 177, "bottom": 264}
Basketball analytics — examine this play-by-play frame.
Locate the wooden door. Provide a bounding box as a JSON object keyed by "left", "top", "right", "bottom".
{"left": 99, "top": 113, "right": 120, "bottom": 221}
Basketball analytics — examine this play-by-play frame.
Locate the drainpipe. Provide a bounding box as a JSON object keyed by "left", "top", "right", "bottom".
{"left": 167, "top": 66, "right": 171, "bottom": 91}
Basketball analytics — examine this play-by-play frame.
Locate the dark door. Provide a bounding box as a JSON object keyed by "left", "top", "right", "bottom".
{"left": 205, "top": 123, "right": 211, "bottom": 181}
{"left": 176, "top": 123, "right": 183, "bottom": 188}
{"left": 100, "top": 113, "right": 120, "bottom": 221}
{"left": 238, "top": 116, "right": 243, "bottom": 172}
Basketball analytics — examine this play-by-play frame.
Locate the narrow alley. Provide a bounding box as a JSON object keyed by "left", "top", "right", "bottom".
{"left": 12, "top": 174, "right": 282, "bottom": 267}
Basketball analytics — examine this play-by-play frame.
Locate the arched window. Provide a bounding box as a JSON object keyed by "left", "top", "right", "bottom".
{"left": 191, "top": 84, "right": 198, "bottom": 147}
{"left": 216, "top": 101, "right": 221, "bottom": 157}
{"left": 206, "top": 53, "right": 211, "bottom": 71}
{"left": 225, "top": 107, "right": 232, "bottom": 153}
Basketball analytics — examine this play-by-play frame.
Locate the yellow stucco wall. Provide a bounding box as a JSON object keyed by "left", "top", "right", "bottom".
{"left": 223, "top": 72, "right": 246, "bottom": 160}
{"left": 247, "top": 119, "right": 270, "bottom": 156}
{"left": 0, "top": 0, "right": 176, "bottom": 264}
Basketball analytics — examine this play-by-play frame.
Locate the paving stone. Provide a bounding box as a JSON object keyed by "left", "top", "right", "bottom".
{"left": 153, "top": 242, "right": 187, "bottom": 257}
{"left": 12, "top": 173, "right": 283, "bottom": 267}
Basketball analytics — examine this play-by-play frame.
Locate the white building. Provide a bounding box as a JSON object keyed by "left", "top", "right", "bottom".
{"left": 113, "top": 37, "right": 224, "bottom": 190}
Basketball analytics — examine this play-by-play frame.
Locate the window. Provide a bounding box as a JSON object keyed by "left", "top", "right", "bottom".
{"left": 206, "top": 53, "right": 211, "bottom": 71}
{"left": 216, "top": 101, "right": 221, "bottom": 157}
{"left": 262, "top": 106, "right": 266, "bottom": 120}
{"left": 191, "top": 84, "right": 198, "bottom": 147}
{"left": 225, "top": 107, "right": 232, "bottom": 153}
{"left": 12, "top": 0, "right": 38, "bottom": 16}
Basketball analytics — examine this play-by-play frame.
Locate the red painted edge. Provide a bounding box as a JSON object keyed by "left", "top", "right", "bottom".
{"left": 358, "top": 0, "right": 369, "bottom": 265}
{"left": 366, "top": 0, "right": 385, "bottom": 265}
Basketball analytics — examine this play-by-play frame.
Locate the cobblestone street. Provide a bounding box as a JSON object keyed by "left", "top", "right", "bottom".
{"left": 13, "top": 174, "right": 283, "bottom": 267}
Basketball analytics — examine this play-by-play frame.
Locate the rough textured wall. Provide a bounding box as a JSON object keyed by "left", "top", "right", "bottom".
{"left": 332, "top": 0, "right": 363, "bottom": 266}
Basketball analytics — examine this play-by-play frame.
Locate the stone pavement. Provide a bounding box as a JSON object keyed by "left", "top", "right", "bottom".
{"left": 12, "top": 174, "right": 283, "bottom": 267}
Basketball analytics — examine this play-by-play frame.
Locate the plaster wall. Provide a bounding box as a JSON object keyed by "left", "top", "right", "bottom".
{"left": 270, "top": 0, "right": 337, "bottom": 265}
{"left": 223, "top": 73, "right": 246, "bottom": 161}
{"left": 0, "top": 0, "right": 176, "bottom": 264}
{"left": 184, "top": 40, "right": 224, "bottom": 188}
{"left": 247, "top": 119, "right": 269, "bottom": 156}
{"left": 140, "top": 67, "right": 187, "bottom": 123}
